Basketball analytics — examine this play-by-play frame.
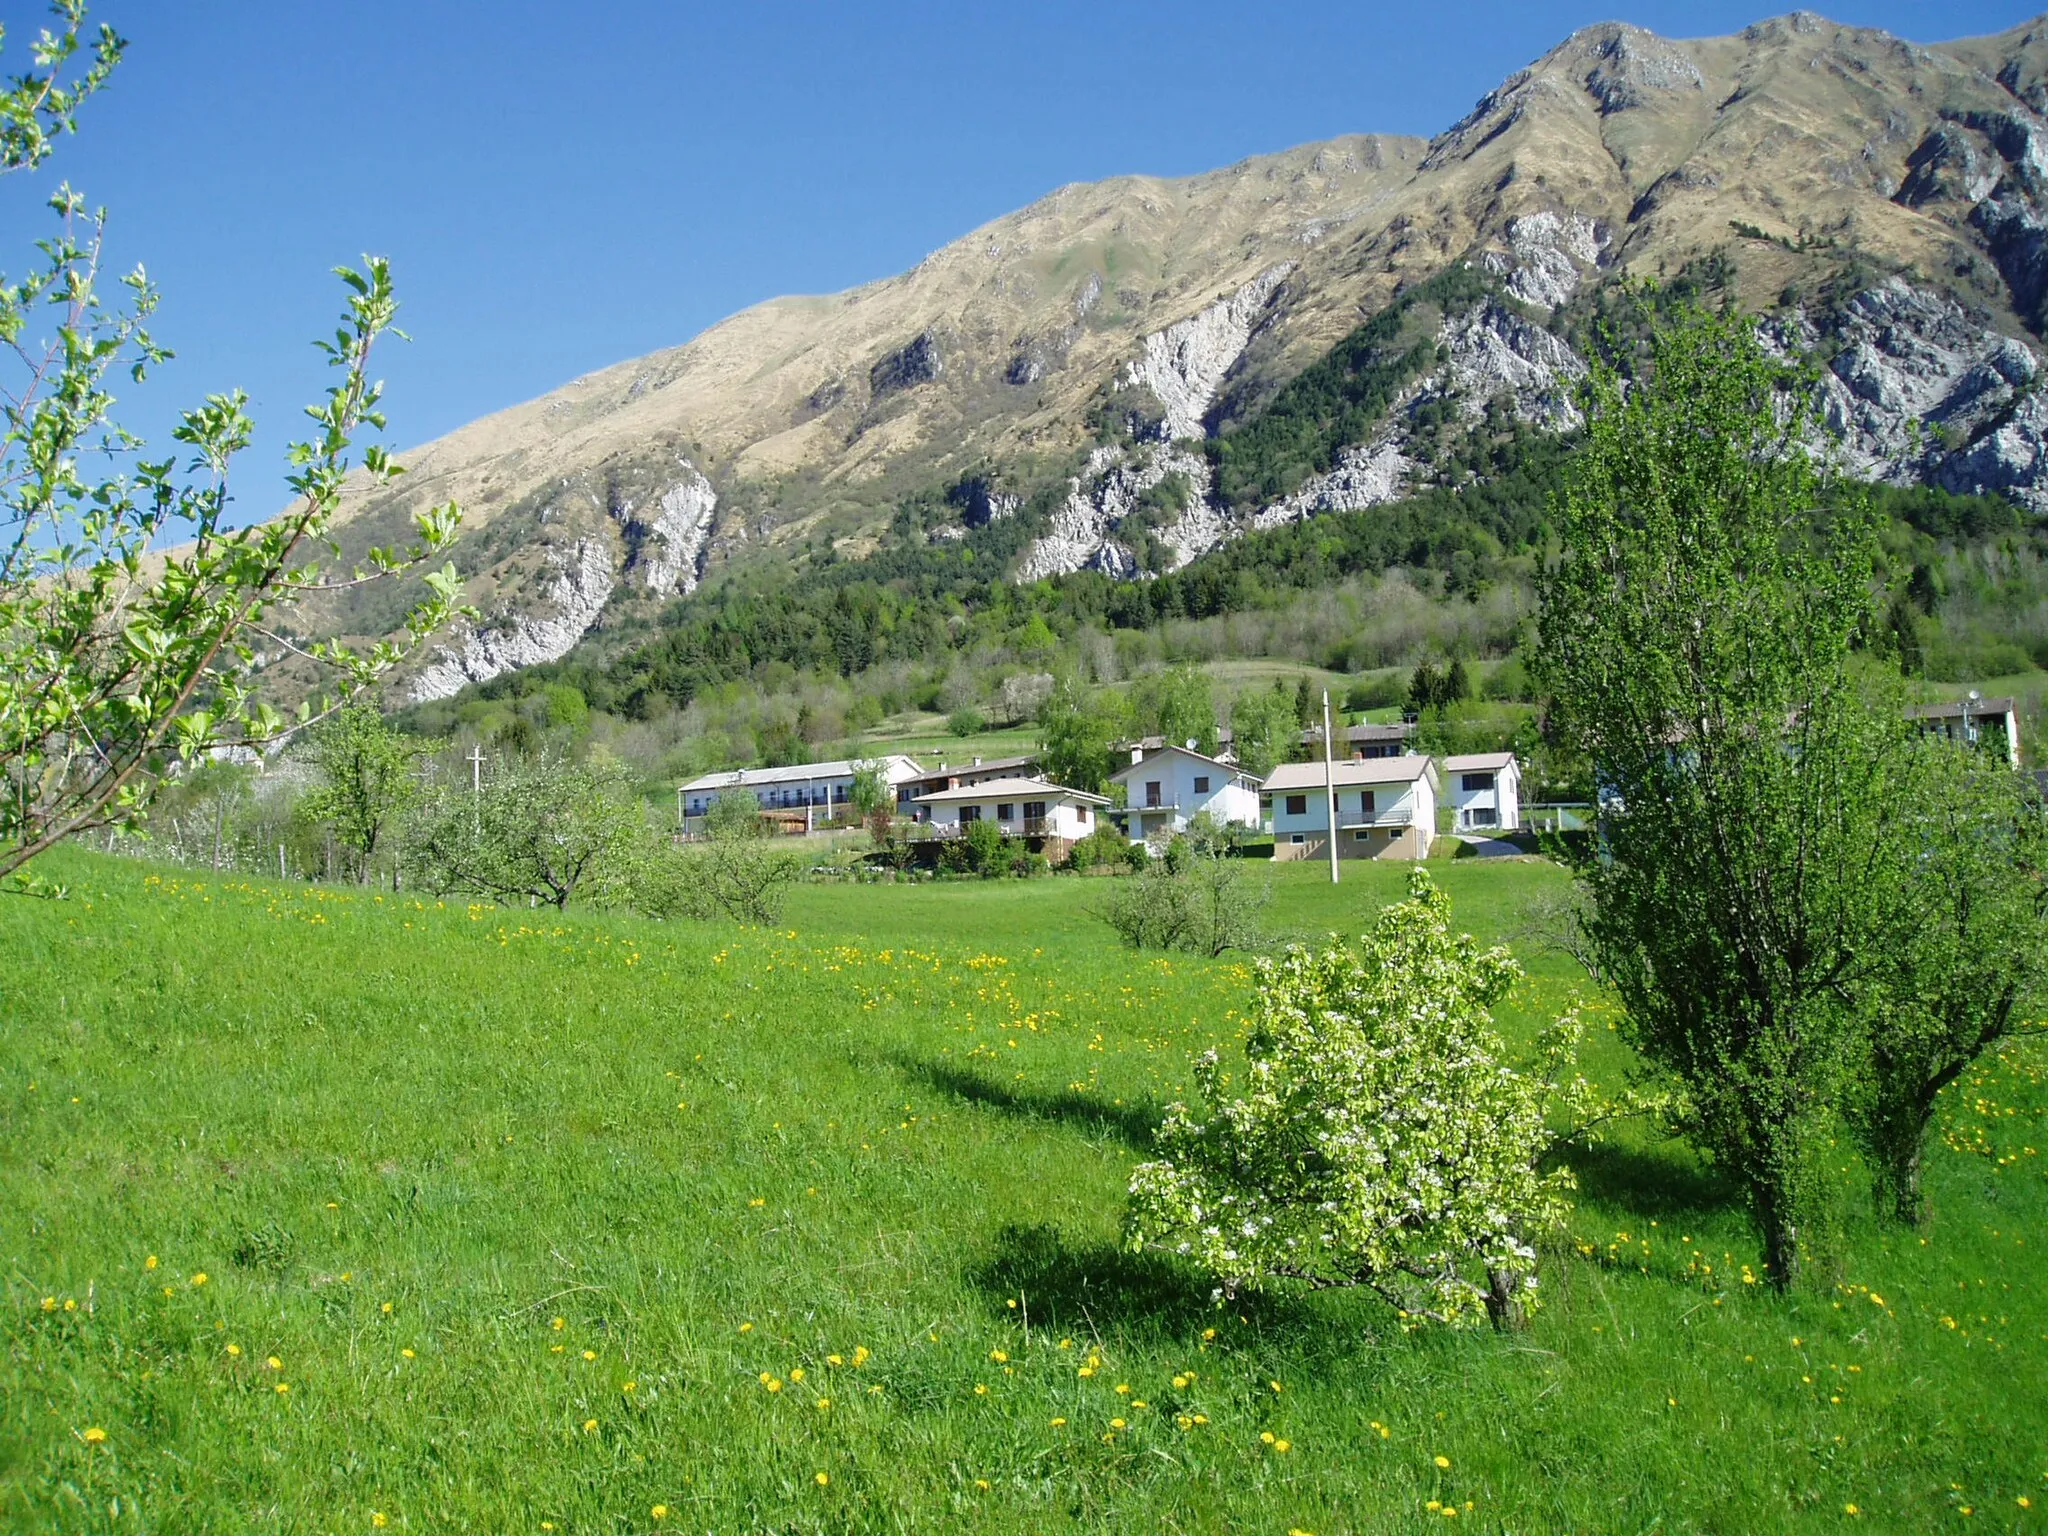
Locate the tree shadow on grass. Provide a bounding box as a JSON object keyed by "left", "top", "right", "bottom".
{"left": 964, "top": 1221, "right": 1322, "bottom": 1345}
{"left": 890, "top": 1055, "right": 1163, "bottom": 1152}
{"left": 1558, "top": 1137, "right": 1742, "bottom": 1225}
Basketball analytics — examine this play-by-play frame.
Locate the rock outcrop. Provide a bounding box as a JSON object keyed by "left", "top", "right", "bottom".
{"left": 1124, "top": 265, "right": 1293, "bottom": 440}
{"left": 409, "top": 536, "right": 617, "bottom": 702}
{"left": 613, "top": 460, "right": 717, "bottom": 597}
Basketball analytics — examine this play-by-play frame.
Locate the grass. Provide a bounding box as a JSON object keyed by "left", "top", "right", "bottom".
{"left": 3, "top": 851, "right": 2044, "bottom": 1532}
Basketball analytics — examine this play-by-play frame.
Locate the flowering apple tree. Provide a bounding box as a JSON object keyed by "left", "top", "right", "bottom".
{"left": 1127, "top": 869, "right": 1616, "bottom": 1329}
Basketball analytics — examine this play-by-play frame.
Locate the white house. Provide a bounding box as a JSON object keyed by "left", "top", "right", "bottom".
{"left": 911, "top": 776, "right": 1109, "bottom": 851}
{"left": 679, "top": 755, "right": 925, "bottom": 828}
{"left": 1262, "top": 757, "right": 1441, "bottom": 861}
{"left": 1443, "top": 752, "right": 1522, "bottom": 833}
{"left": 1109, "top": 744, "right": 1262, "bottom": 843}
{"left": 1907, "top": 695, "right": 2021, "bottom": 769}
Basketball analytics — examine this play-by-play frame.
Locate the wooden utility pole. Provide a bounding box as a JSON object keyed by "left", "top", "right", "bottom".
{"left": 1322, "top": 690, "right": 1339, "bottom": 886}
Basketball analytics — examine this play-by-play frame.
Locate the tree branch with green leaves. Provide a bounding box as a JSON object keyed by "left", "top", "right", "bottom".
{"left": 0, "top": 3, "right": 466, "bottom": 884}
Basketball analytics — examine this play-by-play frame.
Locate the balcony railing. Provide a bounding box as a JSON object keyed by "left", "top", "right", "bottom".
{"left": 906, "top": 817, "right": 1061, "bottom": 841}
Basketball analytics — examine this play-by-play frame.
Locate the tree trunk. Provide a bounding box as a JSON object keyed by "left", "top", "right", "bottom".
{"left": 1882, "top": 1141, "right": 1926, "bottom": 1227}
{"left": 1483, "top": 1265, "right": 1528, "bottom": 1331}
{"left": 1758, "top": 1186, "right": 1800, "bottom": 1291}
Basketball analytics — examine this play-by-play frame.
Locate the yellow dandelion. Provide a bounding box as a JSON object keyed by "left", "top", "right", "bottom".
{"left": 990, "top": 1349, "right": 1008, "bottom": 1363}
{"left": 81, "top": 1426, "right": 107, "bottom": 1445}
{"left": 1172, "top": 1374, "right": 1189, "bottom": 1389}
{"left": 1261, "top": 1432, "right": 1276, "bottom": 1445}
{"left": 190, "top": 1273, "right": 208, "bottom": 1287}
{"left": 765, "top": 1378, "right": 783, "bottom": 1393}
{"left": 265, "top": 1356, "right": 282, "bottom": 1371}
{"left": 826, "top": 1353, "right": 843, "bottom": 1366}
{"left": 1435, "top": 1455, "right": 1452, "bottom": 1469}
{"left": 1275, "top": 1439, "right": 1292, "bottom": 1453}
{"left": 582, "top": 1418, "right": 598, "bottom": 1433}
{"left": 549, "top": 1316, "right": 563, "bottom": 1330}
{"left": 789, "top": 1367, "right": 805, "bottom": 1383}
{"left": 738, "top": 1322, "right": 754, "bottom": 1333}
{"left": 1050, "top": 1417, "right": 1067, "bottom": 1427}
{"left": 1111, "top": 1417, "right": 1127, "bottom": 1429}
{"left": 814, "top": 1472, "right": 829, "bottom": 1487}
{"left": 974, "top": 1384, "right": 989, "bottom": 1396}
{"left": 815, "top": 1397, "right": 830, "bottom": 1410}
{"left": 974, "top": 1479, "right": 991, "bottom": 1491}
{"left": 852, "top": 1346, "right": 869, "bottom": 1365}
{"left": 1845, "top": 1504, "right": 1859, "bottom": 1516}
{"left": 581, "top": 1350, "right": 596, "bottom": 1361}
{"left": 621, "top": 1380, "right": 636, "bottom": 1393}
{"left": 651, "top": 1505, "right": 668, "bottom": 1520}
{"left": 226, "top": 1344, "right": 242, "bottom": 1357}
{"left": 401, "top": 1349, "right": 415, "bottom": 1360}
{"left": 1078, "top": 1366, "right": 1095, "bottom": 1378}
{"left": 382, "top": 1302, "right": 394, "bottom": 1315}
{"left": 274, "top": 1383, "right": 290, "bottom": 1395}
{"left": 371, "top": 1516, "right": 388, "bottom": 1529}
{"left": 144, "top": 1255, "right": 157, "bottom": 1270}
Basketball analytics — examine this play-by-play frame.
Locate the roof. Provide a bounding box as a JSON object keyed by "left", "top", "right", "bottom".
{"left": 913, "top": 776, "right": 1110, "bottom": 807}
{"left": 1108, "top": 743, "right": 1248, "bottom": 783}
{"left": 1263, "top": 757, "right": 1437, "bottom": 792}
{"left": 910, "top": 754, "right": 1039, "bottom": 784}
{"left": 1300, "top": 721, "right": 1415, "bottom": 743}
{"left": 679, "top": 755, "right": 923, "bottom": 794}
{"left": 1906, "top": 696, "right": 2018, "bottom": 721}
{"left": 1117, "top": 729, "right": 1235, "bottom": 750}
{"left": 1444, "top": 752, "right": 1517, "bottom": 772}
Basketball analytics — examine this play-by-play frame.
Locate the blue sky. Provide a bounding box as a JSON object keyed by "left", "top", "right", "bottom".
{"left": 0, "top": 1, "right": 2030, "bottom": 491}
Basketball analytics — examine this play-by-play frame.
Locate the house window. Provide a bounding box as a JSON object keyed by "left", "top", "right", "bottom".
{"left": 1359, "top": 790, "right": 1376, "bottom": 814}
{"left": 1078, "top": 807, "right": 1090, "bottom": 824}
{"left": 1145, "top": 780, "right": 1163, "bottom": 808}
{"left": 997, "top": 804, "right": 1015, "bottom": 821}
{"left": 1284, "top": 794, "right": 1307, "bottom": 816}
{"left": 1289, "top": 833, "right": 1305, "bottom": 845}
{"left": 1461, "top": 772, "right": 1495, "bottom": 793}
{"left": 1193, "top": 775, "right": 1210, "bottom": 794}
{"left": 1352, "top": 829, "right": 1371, "bottom": 842}
{"left": 959, "top": 805, "right": 980, "bottom": 823}
{"left": 1024, "top": 801, "right": 1046, "bottom": 821}
{"left": 1470, "top": 808, "right": 1498, "bottom": 826}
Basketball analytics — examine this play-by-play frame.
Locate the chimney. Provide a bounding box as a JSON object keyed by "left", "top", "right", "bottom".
{"left": 972, "top": 756, "right": 982, "bottom": 767}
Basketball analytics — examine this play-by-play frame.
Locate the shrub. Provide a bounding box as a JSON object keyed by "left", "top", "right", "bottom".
{"left": 1126, "top": 871, "right": 1605, "bottom": 1329}
{"left": 947, "top": 707, "right": 986, "bottom": 738}
{"left": 1098, "top": 836, "right": 1267, "bottom": 956}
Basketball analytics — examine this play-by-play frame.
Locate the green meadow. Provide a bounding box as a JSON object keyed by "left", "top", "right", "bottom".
{"left": 2, "top": 852, "right": 2043, "bottom": 1533}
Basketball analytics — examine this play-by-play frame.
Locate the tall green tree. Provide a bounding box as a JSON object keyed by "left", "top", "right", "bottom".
{"left": 300, "top": 705, "right": 425, "bottom": 883}
{"left": 1850, "top": 749, "right": 2048, "bottom": 1223}
{"left": 1533, "top": 295, "right": 1914, "bottom": 1289}
{"left": 0, "top": 6, "right": 463, "bottom": 886}
{"left": 1229, "top": 687, "right": 1296, "bottom": 778}
{"left": 1156, "top": 667, "right": 1218, "bottom": 756}
{"left": 1036, "top": 678, "right": 1126, "bottom": 793}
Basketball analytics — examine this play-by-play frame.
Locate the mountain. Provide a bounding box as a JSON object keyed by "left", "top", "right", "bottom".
{"left": 279, "top": 11, "right": 2048, "bottom": 705}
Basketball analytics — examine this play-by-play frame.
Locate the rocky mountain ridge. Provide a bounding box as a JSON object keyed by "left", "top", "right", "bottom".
{"left": 276, "top": 11, "right": 2048, "bottom": 704}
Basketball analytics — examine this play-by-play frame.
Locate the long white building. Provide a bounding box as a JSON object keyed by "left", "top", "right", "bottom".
{"left": 679, "top": 755, "right": 926, "bottom": 826}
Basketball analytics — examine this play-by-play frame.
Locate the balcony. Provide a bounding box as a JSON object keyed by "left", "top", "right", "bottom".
{"left": 907, "top": 816, "right": 1060, "bottom": 841}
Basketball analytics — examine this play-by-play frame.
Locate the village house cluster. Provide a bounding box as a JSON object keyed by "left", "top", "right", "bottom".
{"left": 672, "top": 689, "right": 2030, "bottom": 864}
{"left": 674, "top": 717, "right": 1531, "bottom": 862}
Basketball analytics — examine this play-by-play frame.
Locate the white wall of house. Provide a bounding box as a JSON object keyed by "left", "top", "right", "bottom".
{"left": 1266, "top": 770, "right": 1437, "bottom": 860}
{"left": 1445, "top": 756, "right": 1521, "bottom": 832}
{"left": 1115, "top": 747, "right": 1262, "bottom": 843}
{"left": 921, "top": 793, "right": 1099, "bottom": 841}
{"left": 680, "top": 756, "right": 923, "bottom": 818}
